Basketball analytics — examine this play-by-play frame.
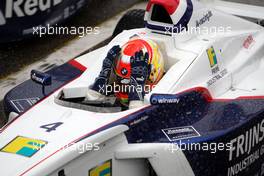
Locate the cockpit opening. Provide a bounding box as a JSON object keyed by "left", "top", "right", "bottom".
{"left": 151, "top": 4, "right": 173, "bottom": 24}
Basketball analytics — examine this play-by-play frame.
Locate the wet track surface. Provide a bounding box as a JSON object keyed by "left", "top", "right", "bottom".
{"left": 0, "top": 0, "right": 263, "bottom": 127}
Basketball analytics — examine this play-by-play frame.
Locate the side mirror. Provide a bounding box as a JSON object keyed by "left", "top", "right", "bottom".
{"left": 31, "top": 70, "right": 52, "bottom": 95}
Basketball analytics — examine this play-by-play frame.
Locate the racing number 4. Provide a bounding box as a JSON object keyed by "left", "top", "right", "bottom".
{"left": 40, "top": 122, "right": 63, "bottom": 132}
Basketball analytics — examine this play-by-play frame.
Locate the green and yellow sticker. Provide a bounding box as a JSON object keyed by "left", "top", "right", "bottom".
{"left": 89, "top": 160, "right": 112, "bottom": 176}
{"left": 1, "top": 136, "right": 47, "bottom": 157}
{"left": 206, "top": 46, "right": 218, "bottom": 68}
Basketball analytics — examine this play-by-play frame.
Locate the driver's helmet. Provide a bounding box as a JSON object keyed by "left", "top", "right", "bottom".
{"left": 114, "top": 37, "right": 164, "bottom": 105}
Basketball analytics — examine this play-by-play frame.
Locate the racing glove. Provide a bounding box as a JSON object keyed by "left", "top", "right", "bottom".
{"left": 91, "top": 45, "right": 121, "bottom": 95}
{"left": 129, "top": 50, "right": 150, "bottom": 101}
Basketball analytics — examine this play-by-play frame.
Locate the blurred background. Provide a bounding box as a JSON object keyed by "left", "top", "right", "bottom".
{"left": 0, "top": 0, "right": 144, "bottom": 79}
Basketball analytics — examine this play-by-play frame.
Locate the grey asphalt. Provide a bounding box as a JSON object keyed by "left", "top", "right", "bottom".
{"left": 227, "top": 0, "right": 264, "bottom": 6}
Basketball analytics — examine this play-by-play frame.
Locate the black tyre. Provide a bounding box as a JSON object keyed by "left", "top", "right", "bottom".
{"left": 261, "top": 20, "right": 264, "bottom": 27}
{"left": 112, "top": 9, "right": 145, "bottom": 38}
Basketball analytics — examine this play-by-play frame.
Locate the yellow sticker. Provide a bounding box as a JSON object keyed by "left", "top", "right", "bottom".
{"left": 207, "top": 46, "right": 218, "bottom": 68}
{"left": 89, "top": 160, "right": 112, "bottom": 176}
{"left": 1, "top": 136, "right": 47, "bottom": 157}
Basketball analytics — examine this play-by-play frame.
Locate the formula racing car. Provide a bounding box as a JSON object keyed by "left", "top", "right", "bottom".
{"left": 1, "top": 0, "right": 264, "bottom": 175}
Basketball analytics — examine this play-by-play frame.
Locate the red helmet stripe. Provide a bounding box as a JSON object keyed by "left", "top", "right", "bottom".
{"left": 146, "top": 0, "right": 180, "bottom": 15}
{"left": 123, "top": 39, "right": 153, "bottom": 62}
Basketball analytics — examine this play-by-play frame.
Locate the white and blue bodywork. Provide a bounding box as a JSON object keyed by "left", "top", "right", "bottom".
{"left": 1, "top": 0, "right": 264, "bottom": 175}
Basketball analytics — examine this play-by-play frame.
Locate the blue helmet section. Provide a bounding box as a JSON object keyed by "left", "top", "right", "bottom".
{"left": 0, "top": 0, "right": 89, "bottom": 43}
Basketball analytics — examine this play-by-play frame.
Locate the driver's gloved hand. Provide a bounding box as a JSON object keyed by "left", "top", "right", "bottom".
{"left": 129, "top": 50, "right": 150, "bottom": 101}
{"left": 91, "top": 45, "right": 121, "bottom": 95}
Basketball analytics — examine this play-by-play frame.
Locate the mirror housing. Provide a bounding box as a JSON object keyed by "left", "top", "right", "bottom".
{"left": 31, "top": 70, "right": 52, "bottom": 95}
{"left": 31, "top": 70, "right": 52, "bottom": 86}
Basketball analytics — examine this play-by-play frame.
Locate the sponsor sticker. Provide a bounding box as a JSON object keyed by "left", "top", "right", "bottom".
{"left": 207, "top": 68, "right": 228, "bottom": 87}
{"left": 89, "top": 160, "right": 112, "bottom": 176}
{"left": 0, "top": 0, "right": 63, "bottom": 26}
{"left": 129, "top": 116, "right": 149, "bottom": 126}
{"left": 243, "top": 35, "right": 255, "bottom": 49}
{"left": 196, "top": 11, "right": 213, "bottom": 27}
{"left": 227, "top": 118, "right": 264, "bottom": 176}
{"left": 0, "top": 136, "right": 47, "bottom": 157}
{"left": 207, "top": 46, "right": 220, "bottom": 74}
{"left": 162, "top": 126, "right": 200, "bottom": 141}
{"left": 10, "top": 97, "right": 40, "bottom": 113}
